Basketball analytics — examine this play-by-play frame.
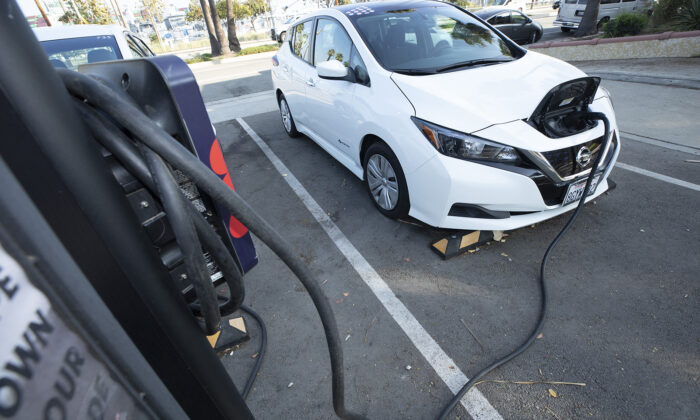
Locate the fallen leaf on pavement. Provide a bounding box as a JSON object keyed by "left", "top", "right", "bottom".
{"left": 537, "top": 333, "right": 543, "bottom": 339}
{"left": 343, "top": 292, "right": 349, "bottom": 297}
{"left": 336, "top": 298, "right": 343, "bottom": 303}
{"left": 548, "top": 389, "right": 558, "bottom": 398}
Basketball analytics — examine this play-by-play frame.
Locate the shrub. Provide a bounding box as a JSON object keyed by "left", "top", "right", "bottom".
{"left": 238, "top": 44, "right": 279, "bottom": 56}
{"left": 677, "top": 0, "right": 700, "bottom": 29}
{"left": 602, "top": 13, "right": 649, "bottom": 37}
{"left": 652, "top": 0, "right": 690, "bottom": 25}
{"left": 185, "top": 53, "right": 212, "bottom": 64}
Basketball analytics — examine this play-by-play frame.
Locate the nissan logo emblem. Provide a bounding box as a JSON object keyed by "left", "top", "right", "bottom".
{"left": 576, "top": 146, "right": 592, "bottom": 167}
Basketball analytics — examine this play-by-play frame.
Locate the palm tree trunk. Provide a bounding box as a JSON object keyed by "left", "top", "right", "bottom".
{"left": 226, "top": 0, "right": 241, "bottom": 52}
{"left": 574, "top": 0, "right": 601, "bottom": 36}
{"left": 209, "top": 0, "right": 231, "bottom": 54}
{"left": 199, "top": 0, "right": 222, "bottom": 56}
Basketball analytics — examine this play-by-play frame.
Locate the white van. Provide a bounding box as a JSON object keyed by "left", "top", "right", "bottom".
{"left": 553, "top": 0, "right": 654, "bottom": 32}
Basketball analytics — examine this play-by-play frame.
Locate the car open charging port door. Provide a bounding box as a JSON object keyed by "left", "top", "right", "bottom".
{"left": 527, "top": 76, "right": 601, "bottom": 138}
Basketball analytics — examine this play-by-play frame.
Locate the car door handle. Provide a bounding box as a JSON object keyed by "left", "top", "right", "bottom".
{"left": 306, "top": 78, "right": 315, "bottom": 87}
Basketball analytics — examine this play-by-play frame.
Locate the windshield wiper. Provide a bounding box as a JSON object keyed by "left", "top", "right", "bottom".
{"left": 392, "top": 69, "right": 437, "bottom": 75}
{"left": 436, "top": 58, "right": 514, "bottom": 73}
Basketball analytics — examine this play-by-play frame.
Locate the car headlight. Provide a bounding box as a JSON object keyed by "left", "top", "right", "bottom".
{"left": 411, "top": 117, "right": 520, "bottom": 163}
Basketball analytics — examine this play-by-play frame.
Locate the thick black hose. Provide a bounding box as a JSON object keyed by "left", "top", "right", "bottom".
{"left": 239, "top": 304, "right": 267, "bottom": 399}
{"left": 141, "top": 144, "right": 221, "bottom": 335}
{"left": 59, "top": 69, "right": 366, "bottom": 420}
{"left": 74, "top": 102, "right": 245, "bottom": 315}
{"left": 438, "top": 113, "right": 611, "bottom": 419}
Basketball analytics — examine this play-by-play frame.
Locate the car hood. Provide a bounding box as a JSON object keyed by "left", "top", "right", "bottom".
{"left": 391, "top": 51, "right": 588, "bottom": 134}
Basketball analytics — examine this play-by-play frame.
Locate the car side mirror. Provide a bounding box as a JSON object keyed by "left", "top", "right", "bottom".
{"left": 317, "top": 60, "right": 349, "bottom": 80}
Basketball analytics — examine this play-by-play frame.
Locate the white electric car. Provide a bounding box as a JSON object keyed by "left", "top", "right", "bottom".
{"left": 271, "top": 0, "right": 619, "bottom": 231}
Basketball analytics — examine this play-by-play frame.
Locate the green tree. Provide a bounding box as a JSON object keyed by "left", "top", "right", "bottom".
{"left": 185, "top": 0, "right": 203, "bottom": 22}
{"left": 59, "top": 0, "right": 113, "bottom": 24}
{"left": 245, "top": 0, "right": 268, "bottom": 31}
{"left": 141, "top": 0, "right": 165, "bottom": 47}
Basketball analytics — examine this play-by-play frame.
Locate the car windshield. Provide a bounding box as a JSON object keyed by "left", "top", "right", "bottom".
{"left": 40, "top": 35, "right": 122, "bottom": 70}
{"left": 348, "top": 4, "right": 519, "bottom": 74}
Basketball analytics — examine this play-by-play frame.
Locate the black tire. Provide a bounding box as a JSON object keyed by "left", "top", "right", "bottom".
{"left": 279, "top": 31, "right": 286, "bottom": 42}
{"left": 528, "top": 31, "right": 538, "bottom": 44}
{"left": 596, "top": 18, "right": 608, "bottom": 33}
{"left": 363, "top": 142, "right": 409, "bottom": 219}
{"left": 278, "top": 95, "right": 299, "bottom": 137}
{"left": 561, "top": 27, "right": 572, "bottom": 33}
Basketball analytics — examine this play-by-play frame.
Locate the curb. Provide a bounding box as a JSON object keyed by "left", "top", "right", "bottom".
{"left": 585, "top": 71, "right": 700, "bottom": 90}
{"left": 531, "top": 30, "right": 700, "bottom": 49}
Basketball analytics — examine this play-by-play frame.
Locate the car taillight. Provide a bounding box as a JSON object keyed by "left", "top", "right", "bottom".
{"left": 271, "top": 55, "right": 279, "bottom": 67}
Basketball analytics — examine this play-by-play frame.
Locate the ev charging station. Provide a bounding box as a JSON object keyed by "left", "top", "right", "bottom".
{"left": 0, "top": 0, "right": 617, "bottom": 418}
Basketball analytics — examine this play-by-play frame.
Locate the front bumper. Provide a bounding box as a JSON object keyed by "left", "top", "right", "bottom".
{"left": 553, "top": 18, "right": 580, "bottom": 29}
{"left": 405, "top": 102, "right": 619, "bottom": 231}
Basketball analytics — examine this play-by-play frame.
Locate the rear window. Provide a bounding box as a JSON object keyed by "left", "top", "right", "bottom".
{"left": 40, "top": 35, "right": 122, "bottom": 70}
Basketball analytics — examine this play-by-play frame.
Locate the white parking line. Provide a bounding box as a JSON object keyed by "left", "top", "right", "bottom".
{"left": 207, "top": 91, "right": 277, "bottom": 123}
{"left": 236, "top": 118, "right": 503, "bottom": 420}
{"left": 622, "top": 132, "right": 700, "bottom": 156}
{"left": 616, "top": 162, "right": 700, "bottom": 192}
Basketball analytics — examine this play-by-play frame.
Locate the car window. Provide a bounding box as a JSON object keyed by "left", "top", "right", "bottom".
{"left": 601, "top": 0, "right": 620, "bottom": 3}
{"left": 291, "top": 20, "right": 314, "bottom": 63}
{"left": 510, "top": 12, "right": 528, "bottom": 24}
{"left": 490, "top": 13, "right": 511, "bottom": 25}
{"left": 351, "top": 5, "right": 517, "bottom": 73}
{"left": 314, "top": 18, "right": 353, "bottom": 66}
{"left": 313, "top": 18, "right": 370, "bottom": 85}
{"left": 40, "top": 35, "right": 123, "bottom": 70}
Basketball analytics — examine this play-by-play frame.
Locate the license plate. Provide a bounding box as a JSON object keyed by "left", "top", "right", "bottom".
{"left": 575, "top": 10, "right": 585, "bottom": 16}
{"left": 562, "top": 175, "right": 600, "bottom": 206}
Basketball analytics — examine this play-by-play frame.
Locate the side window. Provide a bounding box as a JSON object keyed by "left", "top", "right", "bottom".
{"left": 490, "top": 13, "right": 511, "bottom": 25}
{"left": 314, "top": 18, "right": 352, "bottom": 67}
{"left": 291, "top": 20, "right": 314, "bottom": 63}
{"left": 510, "top": 12, "right": 528, "bottom": 24}
{"left": 313, "top": 18, "right": 369, "bottom": 85}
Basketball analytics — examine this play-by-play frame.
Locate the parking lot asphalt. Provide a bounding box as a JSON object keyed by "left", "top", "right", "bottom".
{"left": 193, "top": 56, "right": 700, "bottom": 419}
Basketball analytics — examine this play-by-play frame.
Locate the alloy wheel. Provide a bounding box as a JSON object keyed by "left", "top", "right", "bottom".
{"left": 280, "top": 99, "right": 292, "bottom": 133}
{"left": 367, "top": 154, "right": 399, "bottom": 210}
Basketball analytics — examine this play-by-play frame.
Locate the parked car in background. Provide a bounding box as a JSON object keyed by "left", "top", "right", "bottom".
{"left": 271, "top": 16, "right": 299, "bottom": 42}
{"left": 475, "top": 7, "right": 543, "bottom": 44}
{"left": 271, "top": 0, "right": 619, "bottom": 231}
{"left": 553, "top": 0, "right": 561, "bottom": 9}
{"left": 34, "top": 25, "right": 154, "bottom": 70}
{"left": 554, "top": 0, "right": 654, "bottom": 32}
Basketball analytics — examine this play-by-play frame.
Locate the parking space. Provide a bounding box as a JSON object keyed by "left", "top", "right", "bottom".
{"left": 193, "top": 56, "right": 699, "bottom": 419}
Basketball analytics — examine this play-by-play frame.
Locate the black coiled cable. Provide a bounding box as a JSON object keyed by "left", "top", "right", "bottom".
{"left": 438, "top": 112, "right": 612, "bottom": 419}
{"left": 60, "top": 69, "right": 366, "bottom": 420}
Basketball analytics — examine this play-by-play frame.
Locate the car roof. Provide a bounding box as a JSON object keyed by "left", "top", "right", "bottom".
{"left": 33, "top": 25, "right": 125, "bottom": 42}
{"left": 474, "top": 6, "right": 517, "bottom": 18}
{"left": 335, "top": 0, "right": 447, "bottom": 13}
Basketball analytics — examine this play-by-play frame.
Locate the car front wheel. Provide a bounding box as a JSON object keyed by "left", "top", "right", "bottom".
{"left": 364, "top": 142, "right": 409, "bottom": 219}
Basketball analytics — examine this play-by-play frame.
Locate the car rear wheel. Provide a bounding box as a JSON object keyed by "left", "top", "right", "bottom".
{"left": 278, "top": 95, "right": 299, "bottom": 137}
{"left": 363, "top": 143, "right": 409, "bottom": 219}
{"left": 529, "top": 31, "right": 538, "bottom": 44}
